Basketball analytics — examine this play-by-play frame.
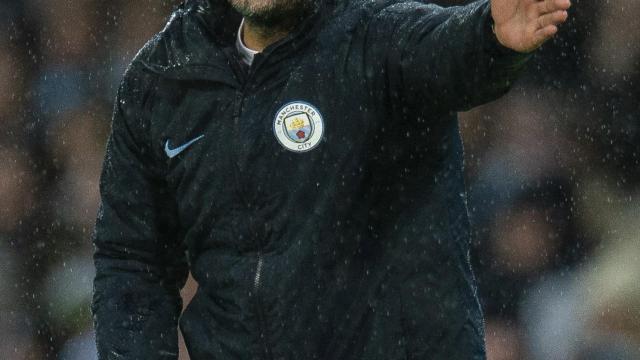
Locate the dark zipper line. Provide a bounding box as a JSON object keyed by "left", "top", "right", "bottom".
{"left": 222, "top": 15, "right": 325, "bottom": 354}
{"left": 227, "top": 55, "right": 274, "bottom": 360}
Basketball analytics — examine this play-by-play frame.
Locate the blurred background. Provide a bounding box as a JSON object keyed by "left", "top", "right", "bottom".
{"left": 0, "top": 0, "right": 638, "bottom": 359}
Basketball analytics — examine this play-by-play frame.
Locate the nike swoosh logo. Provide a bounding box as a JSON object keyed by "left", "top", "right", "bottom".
{"left": 164, "top": 135, "right": 205, "bottom": 158}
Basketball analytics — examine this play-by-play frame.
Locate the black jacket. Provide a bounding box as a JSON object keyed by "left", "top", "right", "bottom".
{"left": 92, "top": 0, "right": 529, "bottom": 359}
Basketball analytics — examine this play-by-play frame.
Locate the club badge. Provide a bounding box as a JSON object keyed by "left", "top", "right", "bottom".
{"left": 273, "top": 101, "right": 324, "bottom": 153}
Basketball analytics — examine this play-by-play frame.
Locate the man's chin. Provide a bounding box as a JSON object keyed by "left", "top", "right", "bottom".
{"left": 244, "top": 11, "right": 296, "bottom": 29}
{"left": 229, "top": 0, "right": 316, "bottom": 30}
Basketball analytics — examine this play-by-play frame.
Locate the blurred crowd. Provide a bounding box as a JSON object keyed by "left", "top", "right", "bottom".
{"left": 0, "top": 0, "right": 638, "bottom": 359}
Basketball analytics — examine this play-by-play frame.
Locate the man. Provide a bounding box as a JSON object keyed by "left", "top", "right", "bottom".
{"left": 92, "top": 0, "right": 570, "bottom": 358}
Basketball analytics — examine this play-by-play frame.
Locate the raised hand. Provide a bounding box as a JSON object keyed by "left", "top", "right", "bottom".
{"left": 491, "top": 0, "right": 571, "bottom": 53}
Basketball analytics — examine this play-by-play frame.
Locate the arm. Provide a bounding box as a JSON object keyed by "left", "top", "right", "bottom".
{"left": 92, "top": 65, "right": 188, "bottom": 360}
{"left": 370, "top": 0, "right": 570, "bottom": 112}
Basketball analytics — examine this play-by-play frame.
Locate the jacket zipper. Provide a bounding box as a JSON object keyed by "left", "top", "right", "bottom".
{"left": 230, "top": 60, "right": 273, "bottom": 360}
{"left": 253, "top": 252, "right": 272, "bottom": 360}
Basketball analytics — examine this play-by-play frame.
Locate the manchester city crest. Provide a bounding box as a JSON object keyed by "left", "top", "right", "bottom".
{"left": 273, "top": 101, "right": 324, "bottom": 152}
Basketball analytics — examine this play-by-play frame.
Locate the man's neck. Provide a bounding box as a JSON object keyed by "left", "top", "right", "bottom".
{"left": 241, "top": 19, "right": 291, "bottom": 52}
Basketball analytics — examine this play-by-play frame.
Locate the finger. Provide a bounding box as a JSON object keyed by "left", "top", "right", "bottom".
{"left": 536, "top": 10, "right": 569, "bottom": 29}
{"left": 532, "top": 25, "right": 558, "bottom": 46}
{"left": 537, "top": 0, "right": 571, "bottom": 14}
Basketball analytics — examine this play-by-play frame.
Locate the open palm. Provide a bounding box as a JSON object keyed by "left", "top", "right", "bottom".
{"left": 492, "top": 0, "right": 571, "bottom": 53}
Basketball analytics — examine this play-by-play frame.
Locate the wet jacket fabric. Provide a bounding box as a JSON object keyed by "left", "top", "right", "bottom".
{"left": 91, "top": 0, "right": 530, "bottom": 359}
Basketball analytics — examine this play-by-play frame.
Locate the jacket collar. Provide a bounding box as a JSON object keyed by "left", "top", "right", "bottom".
{"left": 191, "top": 0, "right": 242, "bottom": 47}
{"left": 138, "top": 0, "right": 335, "bottom": 81}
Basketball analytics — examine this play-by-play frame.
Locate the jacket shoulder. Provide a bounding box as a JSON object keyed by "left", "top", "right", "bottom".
{"left": 130, "top": 9, "right": 184, "bottom": 69}
{"left": 116, "top": 2, "right": 208, "bottom": 102}
{"left": 328, "top": 0, "right": 439, "bottom": 35}
{"left": 128, "top": 2, "right": 215, "bottom": 73}
{"left": 338, "top": 0, "right": 434, "bottom": 18}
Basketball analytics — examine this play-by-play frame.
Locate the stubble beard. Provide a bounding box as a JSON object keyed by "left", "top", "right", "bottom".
{"left": 228, "top": 0, "right": 316, "bottom": 36}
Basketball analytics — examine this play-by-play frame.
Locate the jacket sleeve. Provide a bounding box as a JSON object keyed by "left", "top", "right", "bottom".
{"left": 370, "top": 0, "right": 531, "bottom": 112}
{"left": 92, "top": 65, "right": 188, "bottom": 360}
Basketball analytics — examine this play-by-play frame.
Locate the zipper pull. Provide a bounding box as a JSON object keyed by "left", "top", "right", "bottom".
{"left": 232, "top": 90, "right": 244, "bottom": 120}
